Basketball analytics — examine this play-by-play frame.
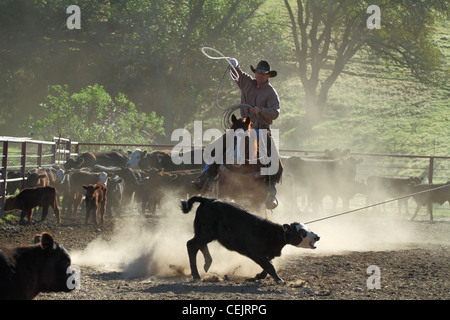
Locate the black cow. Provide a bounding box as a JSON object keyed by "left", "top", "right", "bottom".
{"left": 136, "top": 169, "right": 199, "bottom": 215}
{"left": 366, "top": 176, "right": 423, "bottom": 214}
{"left": 281, "top": 155, "right": 364, "bottom": 212}
{"left": 6, "top": 170, "right": 21, "bottom": 195}
{"left": 0, "top": 232, "right": 74, "bottom": 299}
{"left": 24, "top": 168, "right": 50, "bottom": 188}
{"left": 126, "top": 148, "right": 204, "bottom": 171}
{"left": 106, "top": 175, "right": 124, "bottom": 216}
{"left": 181, "top": 196, "right": 320, "bottom": 283}
{"left": 64, "top": 150, "right": 129, "bottom": 170}
{"left": 410, "top": 182, "right": 450, "bottom": 221}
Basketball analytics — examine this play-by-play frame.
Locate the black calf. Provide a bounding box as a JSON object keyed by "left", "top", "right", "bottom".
{"left": 181, "top": 196, "right": 320, "bottom": 283}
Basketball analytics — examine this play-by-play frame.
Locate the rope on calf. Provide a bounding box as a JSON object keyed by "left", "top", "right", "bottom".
{"left": 304, "top": 183, "right": 450, "bottom": 225}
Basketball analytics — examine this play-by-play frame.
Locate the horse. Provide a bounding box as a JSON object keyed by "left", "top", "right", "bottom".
{"left": 213, "top": 114, "right": 280, "bottom": 213}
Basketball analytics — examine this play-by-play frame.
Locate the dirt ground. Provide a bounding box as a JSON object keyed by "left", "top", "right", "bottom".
{"left": 1, "top": 201, "right": 449, "bottom": 304}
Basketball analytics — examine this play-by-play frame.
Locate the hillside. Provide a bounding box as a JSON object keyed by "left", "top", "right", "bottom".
{"left": 274, "top": 20, "right": 449, "bottom": 157}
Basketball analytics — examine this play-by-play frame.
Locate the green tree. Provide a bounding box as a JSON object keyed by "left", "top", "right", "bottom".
{"left": 283, "top": 0, "right": 448, "bottom": 126}
{"left": 24, "top": 84, "right": 165, "bottom": 144}
{"left": 0, "top": 0, "right": 287, "bottom": 138}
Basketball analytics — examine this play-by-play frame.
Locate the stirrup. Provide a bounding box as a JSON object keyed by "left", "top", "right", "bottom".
{"left": 265, "top": 194, "right": 278, "bottom": 210}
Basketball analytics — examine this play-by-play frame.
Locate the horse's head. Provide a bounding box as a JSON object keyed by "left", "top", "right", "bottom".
{"left": 230, "top": 114, "right": 252, "bottom": 131}
{"left": 228, "top": 114, "right": 258, "bottom": 165}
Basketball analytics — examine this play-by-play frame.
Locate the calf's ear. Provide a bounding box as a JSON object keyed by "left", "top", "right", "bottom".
{"left": 40, "top": 232, "right": 54, "bottom": 250}
{"left": 34, "top": 234, "right": 41, "bottom": 244}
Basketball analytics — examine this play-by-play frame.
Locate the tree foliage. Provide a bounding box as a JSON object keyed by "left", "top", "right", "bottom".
{"left": 24, "top": 84, "right": 164, "bottom": 144}
{"left": 0, "top": 0, "right": 284, "bottom": 138}
{"left": 283, "top": 0, "right": 448, "bottom": 125}
{"left": 0, "top": 0, "right": 447, "bottom": 139}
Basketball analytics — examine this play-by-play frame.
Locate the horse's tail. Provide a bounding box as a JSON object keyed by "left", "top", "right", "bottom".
{"left": 180, "top": 196, "right": 210, "bottom": 214}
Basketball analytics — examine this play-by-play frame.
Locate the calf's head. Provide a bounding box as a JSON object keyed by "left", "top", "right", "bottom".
{"left": 83, "top": 184, "right": 101, "bottom": 201}
{"left": 3, "top": 197, "right": 18, "bottom": 212}
{"left": 33, "top": 232, "right": 74, "bottom": 294}
{"left": 283, "top": 223, "right": 320, "bottom": 249}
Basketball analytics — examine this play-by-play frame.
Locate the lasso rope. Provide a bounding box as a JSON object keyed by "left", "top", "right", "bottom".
{"left": 201, "top": 47, "right": 252, "bottom": 130}
{"left": 304, "top": 183, "right": 450, "bottom": 225}
{"left": 201, "top": 47, "right": 239, "bottom": 81}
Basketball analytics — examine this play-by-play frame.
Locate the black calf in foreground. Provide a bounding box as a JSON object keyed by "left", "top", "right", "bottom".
{"left": 181, "top": 196, "right": 320, "bottom": 283}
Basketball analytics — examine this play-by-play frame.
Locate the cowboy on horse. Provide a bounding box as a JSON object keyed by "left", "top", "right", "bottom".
{"left": 192, "top": 59, "right": 282, "bottom": 210}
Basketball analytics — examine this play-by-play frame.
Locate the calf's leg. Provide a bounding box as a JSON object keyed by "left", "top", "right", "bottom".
{"left": 187, "top": 238, "right": 202, "bottom": 280}
{"left": 41, "top": 206, "right": 49, "bottom": 221}
{"left": 200, "top": 245, "right": 212, "bottom": 273}
{"left": 410, "top": 204, "right": 421, "bottom": 220}
{"left": 51, "top": 201, "right": 61, "bottom": 224}
{"left": 250, "top": 256, "right": 284, "bottom": 284}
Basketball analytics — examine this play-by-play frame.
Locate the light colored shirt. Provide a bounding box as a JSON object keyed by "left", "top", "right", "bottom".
{"left": 233, "top": 66, "right": 280, "bottom": 129}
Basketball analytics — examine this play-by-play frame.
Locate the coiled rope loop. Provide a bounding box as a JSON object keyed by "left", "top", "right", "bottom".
{"left": 221, "top": 104, "right": 253, "bottom": 130}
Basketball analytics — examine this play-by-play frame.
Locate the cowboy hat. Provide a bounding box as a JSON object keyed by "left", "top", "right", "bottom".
{"left": 250, "top": 60, "right": 277, "bottom": 77}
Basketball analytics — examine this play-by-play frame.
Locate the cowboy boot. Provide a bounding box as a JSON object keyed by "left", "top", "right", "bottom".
{"left": 192, "top": 172, "right": 212, "bottom": 191}
{"left": 192, "top": 164, "right": 219, "bottom": 192}
{"left": 265, "top": 182, "right": 278, "bottom": 210}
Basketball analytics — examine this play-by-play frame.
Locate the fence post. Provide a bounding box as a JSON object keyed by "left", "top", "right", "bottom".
{"left": 428, "top": 157, "right": 434, "bottom": 184}
{"left": 51, "top": 143, "right": 56, "bottom": 165}
{"left": 37, "top": 143, "right": 42, "bottom": 167}
{"left": 20, "top": 142, "right": 27, "bottom": 190}
{"left": 428, "top": 156, "right": 435, "bottom": 218}
{"left": 1, "top": 141, "right": 8, "bottom": 214}
{"left": 66, "top": 140, "right": 71, "bottom": 161}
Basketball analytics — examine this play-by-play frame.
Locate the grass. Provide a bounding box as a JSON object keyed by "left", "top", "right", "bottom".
{"left": 266, "top": 11, "right": 449, "bottom": 158}
{"left": 0, "top": 213, "right": 20, "bottom": 226}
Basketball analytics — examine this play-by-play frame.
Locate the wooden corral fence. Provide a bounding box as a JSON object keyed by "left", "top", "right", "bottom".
{"left": 1, "top": 136, "right": 450, "bottom": 215}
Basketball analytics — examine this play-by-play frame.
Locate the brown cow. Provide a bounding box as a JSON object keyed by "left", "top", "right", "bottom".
{"left": 83, "top": 183, "right": 107, "bottom": 225}
{"left": 3, "top": 186, "right": 61, "bottom": 224}
{"left": 0, "top": 232, "right": 74, "bottom": 299}
{"left": 66, "top": 170, "right": 108, "bottom": 216}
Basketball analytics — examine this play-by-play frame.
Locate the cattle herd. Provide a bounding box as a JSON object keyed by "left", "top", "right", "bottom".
{"left": 2, "top": 148, "right": 449, "bottom": 225}
{"left": 1, "top": 147, "right": 449, "bottom": 299}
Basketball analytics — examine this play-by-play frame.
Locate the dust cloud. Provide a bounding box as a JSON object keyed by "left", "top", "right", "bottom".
{"left": 273, "top": 198, "right": 429, "bottom": 258}
{"left": 70, "top": 189, "right": 435, "bottom": 281}
{"left": 70, "top": 195, "right": 261, "bottom": 280}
